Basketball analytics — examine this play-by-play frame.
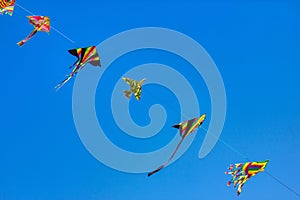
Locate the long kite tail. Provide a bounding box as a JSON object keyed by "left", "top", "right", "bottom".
{"left": 55, "top": 82, "right": 64, "bottom": 91}
{"left": 17, "top": 29, "right": 38, "bottom": 47}
{"left": 148, "top": 165, "right": 164, "bottom": 177}
{"left": 148, "top": 136, "right": 185, "bottom": 177}
{"left": 17, "top": 40, "right": 25, "bottom": 47}
{"left": 55, "top": 75, "right": 72, "bottom": 91}
{"left": 237, "top": 183, "right": 245, "bottom": 196}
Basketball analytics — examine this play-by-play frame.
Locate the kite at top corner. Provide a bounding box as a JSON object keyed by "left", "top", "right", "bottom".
{"left": 0, "top": 0, "right": 15, "bottom": 16}
{"left": 148, "top": 113, "right": 207, "bottom": 177}
{"left": 55, "top": 46, "right": 101, "bottom": 91}
{"left": 17, "top": 16, "right": 50, "bottom": 47}
{"left": 225, "top": 160, "right": 269, "bottom": 196}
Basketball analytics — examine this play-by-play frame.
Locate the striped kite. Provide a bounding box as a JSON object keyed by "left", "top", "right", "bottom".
{"left": 148, "top": 113, "right": 207, "bottom": 177}
{"left": 0, "top": 0, "right": 15, "bottom": 16}
{"left": 55, "top": 46, "right": 101, "bottom": 90}
{"left": 225, "top": 160, "right": 269, "bottom": 196}
{"left": 122, "top": 77, "right": 146, "bottom": 100}
{"left": 17, "top": 16, "right": 50, "bottom": 47}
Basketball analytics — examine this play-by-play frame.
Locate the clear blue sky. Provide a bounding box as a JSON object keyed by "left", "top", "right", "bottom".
{"left": 0, "top": 0, "right": 300, "bottom": 199}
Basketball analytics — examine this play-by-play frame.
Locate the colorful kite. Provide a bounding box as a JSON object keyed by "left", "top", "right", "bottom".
{"left": 148, "top": 113, "right": 207, "bottom": 177}
{"left": 17, "top": 16, "right": 50, "bottom": 47}
{"left": 122, "top": 77, "right": 146, "bottom": 100}
{"left": 55, "top": 46, "right": 101, "bottom": 90}
{"left": 0, "top": 0, "right": 15, "bottom": 16}
{"left": 225, "top": 160, "right": 269, "bottom": 196}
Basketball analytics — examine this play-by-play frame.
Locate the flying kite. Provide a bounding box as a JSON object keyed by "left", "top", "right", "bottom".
{"left": 55, "top": 46, "right": 101, "bottom": 90}
{"left": 148, "top": 113, "right": 207, "bottom": 177}
{"left": 17, "top": 16, "right": 50, "bottom": 47}
{"left": 225, "top": 160, "right": 269, "bottom": 196}
{"left": 0, "top": 0, "right": 15, "bottom": 16}
{"left": 122, "top": 77, "right": 146, "bottom": 100}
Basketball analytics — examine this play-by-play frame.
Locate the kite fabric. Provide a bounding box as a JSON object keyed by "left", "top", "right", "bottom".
{"left": 0, "top": 0, "right": 15, "bottom": 16}
{"left": 122, "top": 77, "right": 146, "bottom": 100}
{"left": 148, "top": 113, "right": 207, "bottom": 177}
{"left": 17, "top": 16, "right": 50, "bottom": 47}
{"left": 55, "top": 46, "right": 101, "bottom": 90}
{"left": 225, "top": 160, "right": 269, "bottom": 196}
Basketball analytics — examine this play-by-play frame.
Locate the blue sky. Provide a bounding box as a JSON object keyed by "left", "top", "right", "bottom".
{"left": 0, "top": 0, "right": 300, "bottom": 199}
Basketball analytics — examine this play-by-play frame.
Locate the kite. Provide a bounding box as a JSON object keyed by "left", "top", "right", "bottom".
{"left": 0, "top": 0, "right": 15, "bottom": 16}
{"left": 148, "top": 113, "right": 207, "bottom": 177}
{"left": 17, "top": 16, "right": 50, "bottom": 47}
{"left": 55, "top": 46, "right": 101, "bottom": 90}
{"left": 122, "top": 77, "right": 146, "bottom": 100}
{"left": 225, "top": 160, "right": 269, "bottom": 196}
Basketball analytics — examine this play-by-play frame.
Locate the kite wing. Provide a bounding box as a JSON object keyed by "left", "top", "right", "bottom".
{"left": 0, "top": 0, "right": 15, "bottom": 16}
{"left": 138, "top": 78, "right": 146, "bottom": 86}
{"left": 172, "top": 113, "right": 206, "bottom": 137}
{"left": 148, "top": 114, "right": 207, "bottom": 177}
{"left": 122, "top": 77, "right": 133, "bottom": 86}
{"left": 133, "top": 85, "right": 142, "bottom": 100}
{"left": 55, "top": 46, "right": 101, "bottom": 90}
{"left": 28, "top": 16, "right": 50, "bottom": 32}
{"left": 225, "top": 160, "right": 269, "bottom": 196}
{"left": 68, "top": 46, "right": 101, "bottom": 68}
{"left": 122, "top": 77, "right": 134, "bottom": 99}
{"left": 133, "top": 78, "right": 146, "bottom": 100}
{"left": 17, "top": 16, "right": 50, "bottom": 47}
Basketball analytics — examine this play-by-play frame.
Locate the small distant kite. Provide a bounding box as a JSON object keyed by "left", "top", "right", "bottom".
{"left": 148, "top": 113, "right": 207, "bottom": 177}
{"left": 55, "top": 46, "right": 101, "bottom": 90}
{"left": 122, "top": 77, "right": 146, "bottom": 100}
{"left": 17, "top": 16, "right": 50, "bottom": 47}
{"left": 0, "top": 0, "right": 15, "bottom": 16}
{"left": 225, "top": 160, "right": 269, "bottom": 196}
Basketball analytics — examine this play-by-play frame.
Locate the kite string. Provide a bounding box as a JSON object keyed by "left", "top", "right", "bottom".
{"left": 13, "top": 2, "right": 299, "bottom": 196}
{"left": 15, "top": 2, "right": 75, "bottom": 44}
{"left": 145, "top": 86, "right": 300, "bottom": 198}
{"left": 50, "top": 26, "right": 75, "bottom": 43}
{"left": 200, "top": 126, "right": 250, "bottom": 161}
{"left": 14, "top": 2, "right": 34, "bottom": 15}
{"left": 201, "top": 126, "right": 300, "bottom": 198}
{"left": 264, "top": 171, "right": 300, "bottom": 198}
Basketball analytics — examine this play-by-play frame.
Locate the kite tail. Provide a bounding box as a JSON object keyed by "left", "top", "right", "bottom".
{"left": 69, "top": 59, "right": 80, "bottom": 69}
{"left": 55, "top": 82, "right": 65, "bottom": 91}
{"left": 0, "top": 7, "right": 13, "bottom": 16}
{"left": 148, "top": 137, "right": 185, "bottom": 177}
{"left": 55, "top": 76, "right": 72, "bottom": 91}
{"left": 17, "top": 40, "right": 25, "bottom": 47}
{"left": 17, "top": 29, "right": 38, "bottom": 47}
{"left": 237, "top": 184, "right": 243, "bottom": 196}
{"left": 123, "top": 90, "right": 132, "bottom": 99}
{"left": 237, "top": 178, "right": 248, "bottom": 196}
{"left": 148, "top": 165, "right": 164, "bottom": 177}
